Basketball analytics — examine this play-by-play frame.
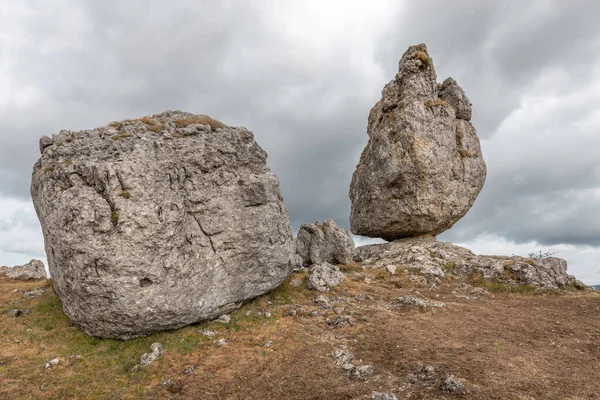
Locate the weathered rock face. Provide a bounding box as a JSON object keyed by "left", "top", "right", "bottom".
{"left": 354, "top": 236, "right": 578, "bottom": 289}
{"left": 30, "top": 111, "right": 295, "bottom": 339}
{"left": 350, "top": 44, "right": 486, "bottom": 240}
{"left": 0, "top": 260, "right": 47, "bottom": 280}
{"left": 296, "top": 219, "right": 355, "bottom": 266}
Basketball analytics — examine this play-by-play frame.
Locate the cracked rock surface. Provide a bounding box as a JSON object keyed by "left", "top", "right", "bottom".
{"left": 31, "top": 111, "right": 295, "bottom": 339}
{"left": 350, "top": 43, "right": 486, "bottom": 240}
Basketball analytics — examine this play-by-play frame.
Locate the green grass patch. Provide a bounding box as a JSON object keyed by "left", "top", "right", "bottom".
{"left": 111, "top": 210, "right": 119, "bottom": 226}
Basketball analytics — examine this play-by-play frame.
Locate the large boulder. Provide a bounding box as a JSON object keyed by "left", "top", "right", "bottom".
{"left": 0, "top": 260, "right": 47, "bottom": 280}
{"left": 295, "top": 219, "right": 355, "bottom": 266}
{"left": 354, "top": 236, "right": 579, "bottom": 290}
{"left": 30, "top": 111, "right": 296, "bottom": 339}
{"left": 350, "top": 44, "right": 486, "bottom": 240}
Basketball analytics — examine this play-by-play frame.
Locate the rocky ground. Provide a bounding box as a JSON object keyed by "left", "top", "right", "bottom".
{"left": 1, "top": 266, "right": 599, "bottom": 399}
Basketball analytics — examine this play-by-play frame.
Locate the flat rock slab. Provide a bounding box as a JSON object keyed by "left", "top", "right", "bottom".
{"left": 354, "top": 236, "right": 578, "bottom": 289}
{"left": 31, "top": 111, "right": 295, "bottom": 339}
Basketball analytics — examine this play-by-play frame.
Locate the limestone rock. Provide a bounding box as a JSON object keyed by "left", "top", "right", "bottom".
{"left": 355, "top": 236, "right": 578, "bottom": 289}
{"left": 395, "top": 295, "right": 445, "bottom": 308}
{"left": 350, "top": 44, "right": 486, "bottom": 240}
{"left": 39, "top": 136, "right": 53, "bottom": 153}
{"left": 441, "top": 375, "right": 467, "bottom": 394}
{"left": 296, "top": 219, "right": 355, "bottom": 266}
{"left": 0, "top": 260, "right": 47, "bottom": 280}
{"left": 139, "top": 342, "right": 163, "bottom": 368}
{"left": 306, "top": 262, "right": 345, "bottom": 292}
{"left": 30, "top": 111, "right": 295, "bottom": 339}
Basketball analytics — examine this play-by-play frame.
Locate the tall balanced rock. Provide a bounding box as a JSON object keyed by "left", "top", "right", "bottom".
{"left": 31, "top": 111, "right": 295, "bottom": 339}
{"left": 350, "top": 44, "right": 486, "bottom": 240}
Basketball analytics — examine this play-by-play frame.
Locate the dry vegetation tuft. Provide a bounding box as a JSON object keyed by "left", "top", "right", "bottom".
{"left": 174, "top": 116, "right": 226, "bottom": 131}
{"left": 424, "top": 98, "right": 449, "bottom": 108}
{"left": 415, "top": 50, "right": 431, "bottom": 69}
{"left": 458, "top": 148, "right": 474, "bottom": 158}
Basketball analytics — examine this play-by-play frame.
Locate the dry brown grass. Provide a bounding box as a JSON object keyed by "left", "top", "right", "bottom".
{"left": 424, "top": 98, "right": 449, "bottom": 108}
{"left": 147, "top": 123, "right": 163, "bottom": 133}
{"left": 458, "top": 148, "right": 474, "bottom": 158}
{"left": 174, "top": 116, "right": 226, "bottom": 131}
{"left": 139, "top": 117, "right": 155, "bottom": 125}
{"left": 1, "top": 270, "right": 599, "bottom": 400}
{"left": 108, "top": 121, "right": 123, "bottom": 130}
{"left": 415, "top": 50, "right": 431, "bottom": 69}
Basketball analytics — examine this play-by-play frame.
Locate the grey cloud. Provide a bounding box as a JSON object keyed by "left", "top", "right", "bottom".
{"left": 0, "top": 1, "right": 599, "bottom": 271}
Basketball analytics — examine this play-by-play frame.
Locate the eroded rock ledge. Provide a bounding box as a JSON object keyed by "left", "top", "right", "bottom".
{"left": 354, "top": 236, "right": 579, "bottom": 290}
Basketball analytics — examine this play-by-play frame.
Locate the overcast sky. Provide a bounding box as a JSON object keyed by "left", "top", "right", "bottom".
{"left": 1, "top": 0, "right": 599, "bottom": 284}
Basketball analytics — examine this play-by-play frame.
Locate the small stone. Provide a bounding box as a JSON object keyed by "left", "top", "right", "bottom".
{"left": 257, "top": 311, "right": 264, "bottom": 317}
{"left": 314, "top": 295, "right": 331, "bottom": 308}
{"left": 326, "top": 315, "right": 356, "bottom": 329}
{"left": 216, "top": 314, "right": 231, "bottom": 324}
{"left": 441, "top": 375, "right": 466, "bottom": 394}
{"left": 199, "top": 329, "right": 217, "bottom": 337}
{"left": 160, "top": 379, "right": 173, "bottom": 387}
{"left": 395, "top": 296, "right": 445, "bottom": 308}
{"left": 332, "top": 349, "right": 354, "bottom": 366}
{"left": 245, "top": 310, "right": 252, "bottom": 316}
{"left": 216, "top": 338, "right": 228, "bottom": 347}
{"left": 45, "top": 358, "right": 60, "bottom": 369}
{"left": 23, "top": 288, "right": 45, "bottom": 298}
{"left": 139, "top": 342, "right": 163, "bottom": 368}
{"left": 372, "top": 392, "right": 398, "bottom": 400}
{"left": 264, "top": 311, "right": 272, "bottom": 319}
{"left": 290, "top": 278, "right": 303, "bottom": 287}
{"left": 349, "top": 364, "right": 373, "bottom": 380}
{"left": 9, "top": 309, "right": 29, "bottom": 317}
{"left": 385, "top": 265, "right": 397, "bottom": 275}
{"left": 39, "top": 136, "right": 54, "bottom": 152}
{"left": 69, "top": 355, "right": 83, "bottom": 361}
{"left": 264, "top": 341, "right": 273, "bottom": 348}
{"left": 333, "top": 307, "right": 344, "bottom": 315}
{"left": 283, "top": 308, "right": 297, "bottom": 317}
{"left": 307, "top": 262, "right": 345, "bottom": 292}
{"left": 182, "top": 365, "right": 195, "bottom": 374}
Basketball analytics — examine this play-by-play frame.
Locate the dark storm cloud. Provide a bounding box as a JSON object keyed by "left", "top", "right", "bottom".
{"left": 0, "top": 0, "right": 599, "bottom": 256}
